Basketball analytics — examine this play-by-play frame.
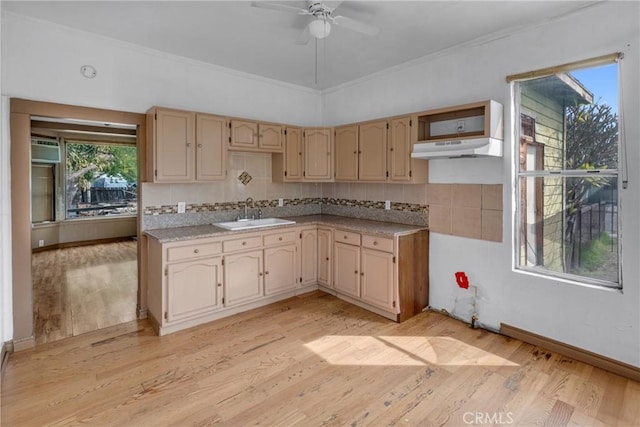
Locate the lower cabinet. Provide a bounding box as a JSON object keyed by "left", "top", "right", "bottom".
{"left": 333, "top": 241, "right": 361, "bottom": 298}
{"left": 224, "top": 249, "right": 264, "bottom": 307}
{"left": 166, "top": 257, "right": 223, "bottom": 322}
{"left": 264, "top": 244, "right": 298, "bottom": 295}
{"left": 300, "top": 228, "right": 318, "bottom": 286}
{"left": 360, "top": 248, "right": 394, "bottom": 311}
{"left": 317, "top": 228, "right": 332, "bottom": 288}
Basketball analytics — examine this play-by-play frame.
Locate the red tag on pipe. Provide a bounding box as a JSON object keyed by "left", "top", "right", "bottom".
{"left": 455, "top": 272, "right": 469, "bottom": 289}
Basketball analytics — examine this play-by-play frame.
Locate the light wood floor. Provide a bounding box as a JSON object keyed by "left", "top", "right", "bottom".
{"left": 2, "top": 291, "right": 638, "bottom": 426}
{"left": 31, "top": 240, "right": 138, "bottom": 345}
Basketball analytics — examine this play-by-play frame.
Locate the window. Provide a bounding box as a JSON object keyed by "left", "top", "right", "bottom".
{"left": 65, "top": 142, "right": 137, "bottom": 218}
{"left": 512, "top": 55, "right": 621, "bottom": 287}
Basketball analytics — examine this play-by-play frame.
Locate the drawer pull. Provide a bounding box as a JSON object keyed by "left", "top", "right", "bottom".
{"left": 373, "top": 241, "right": 378, "bottom": 246}
{"left": 194, "top": 249, "right": 200, "bottom": 254}
{"left": 279, "top": 237, "right": 283, "bottom": 241}
{"left": 242, "top": 241, "right": 247, "bottom": 246}
{"left": 344, "top": 235, "right": 348, "bottom": 239}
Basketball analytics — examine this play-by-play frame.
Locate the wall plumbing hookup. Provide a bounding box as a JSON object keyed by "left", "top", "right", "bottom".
{"left": 454, "top": 271, "right": 479, "bottom": 328}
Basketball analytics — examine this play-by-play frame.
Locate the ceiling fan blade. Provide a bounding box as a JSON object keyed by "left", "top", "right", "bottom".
{"left": 333, "top": 15, "right": 380, "bottom": 36}
{"left": 251, "top": 1, "right": 310, "bottom": 15}
{"left": 323, "top": 1, "right": 344, "bottom": 12}
{"left": 295, "top": 25, "right": 312, "bottom": 45}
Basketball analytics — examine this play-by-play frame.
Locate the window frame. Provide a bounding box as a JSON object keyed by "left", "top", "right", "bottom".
{"left": 511, "top": 56, "right": 623, "bottom": 289}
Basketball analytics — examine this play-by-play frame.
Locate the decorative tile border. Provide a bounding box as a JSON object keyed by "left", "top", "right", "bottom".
{"left": 144, "top": 198, "right": 425, "bottom": 215}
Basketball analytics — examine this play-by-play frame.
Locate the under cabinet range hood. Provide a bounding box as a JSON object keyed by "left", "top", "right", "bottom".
{"left": 411, "top": 137, "right": 503, "bottom": 159}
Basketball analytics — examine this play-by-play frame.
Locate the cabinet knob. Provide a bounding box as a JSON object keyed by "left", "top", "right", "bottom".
{"left": 354, "top": 270, "right": 358, "bottom": 274}
{"left": 390, "top": 147, "right": 394, "bottom": 152}
{"left": 344, "top": 235, "right": 347, "bottom": 239}
{"left": 198, "top": 144, "right": 203, "bottom": 148}
{"left": 186, "top": 143, "right": 191, "bottom": 147}
{"left": 326, "top": 257, "right": 329, "bottom": 261}
{"left": 217, "top": 283, "right": 222, "bottom": 287}
{"left": 259, "top": 272, "right": 263, "bottom": 276}
{"left": 278, "top": 237, "right": 283, "bottom": 241}
{"left": 242, "top": 241, "right": 247, "bottom": 246}
{"left": 353, "top": 151, "right": 357, "bottom": 154}
{"left": 360, "top": 272, "right": 365, "bottom": 276}
{"left": 194, "top": 249, "right": 200, "bottom": 254}
{"left": 358, "top": 150, "right": 362, "bottom": 154}
{"left": 265, "top": 271, "right": 269, "bottom": 275}
{"left": 373, "top": 241, "right": 378, "bottom": 246}
{"left": 298, "top": 152, "right": 302, "bottom": 155}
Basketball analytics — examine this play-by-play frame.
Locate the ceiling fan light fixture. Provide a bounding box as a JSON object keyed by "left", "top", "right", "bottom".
{"left": 309, "top": 18, "right": 331, "bottom": 39}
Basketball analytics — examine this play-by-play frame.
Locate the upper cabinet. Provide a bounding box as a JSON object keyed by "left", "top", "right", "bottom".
{"left": 388, "top": 115, "right": 427, "bottom": 183}
{"left": 334, "top": 125, "right": 359, "bottom": 181}
{"left": 148, "top": 107, "right": 227, "bottom": 183}
{"left": 304, "top": 128, "right": 333, "bottom": 181}
{"left": 272, "top": 127, "right": 303, "bottom": 182}
{"left": 416, "top": 100, "right": 503, "bottom": 143}
{"left": 229, "top": 119, "right": 283, "bottom": 153}
{"left": 358, "top": 120, "right": 388, "bottom": 181}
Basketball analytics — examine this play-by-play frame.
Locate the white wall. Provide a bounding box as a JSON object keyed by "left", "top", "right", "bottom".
{"left": 1, "top": 12, "right": 322, "bottom": 124}
{"left": 325, "top": 1, "right": 640, "bottom": 367}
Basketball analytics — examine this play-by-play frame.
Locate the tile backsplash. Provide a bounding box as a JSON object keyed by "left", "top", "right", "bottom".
{"left": 141, "top": 152, "right": 502, "bottom": 242}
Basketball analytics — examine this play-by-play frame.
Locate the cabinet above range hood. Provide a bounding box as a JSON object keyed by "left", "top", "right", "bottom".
{"left": 411, "top": 137, "right": 503, "bottom": 159}
{"left": 411, "top": 99, "right": 504, "bottom": 160}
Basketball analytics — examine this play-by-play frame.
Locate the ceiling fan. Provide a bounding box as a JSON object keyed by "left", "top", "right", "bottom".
{"left": 251, "top": 1, "right": 380, "bottom": 44}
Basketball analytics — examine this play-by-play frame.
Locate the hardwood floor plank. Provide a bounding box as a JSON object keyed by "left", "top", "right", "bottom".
{"left": 3, "top": 292, "right": 638, "bottom": 426}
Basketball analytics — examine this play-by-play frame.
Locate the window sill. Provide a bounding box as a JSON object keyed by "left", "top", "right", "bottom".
{"left": 513, "top": 266, "right": 623, "bottom": 293}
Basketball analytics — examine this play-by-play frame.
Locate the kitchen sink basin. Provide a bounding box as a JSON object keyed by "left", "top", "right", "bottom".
{"left": 214, "top": 217, "right": 296, "bottom": 231}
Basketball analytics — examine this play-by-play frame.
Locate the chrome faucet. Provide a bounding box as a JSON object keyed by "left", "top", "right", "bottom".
{"left": 244, "top": 197, "right": 254, "bottom": 220}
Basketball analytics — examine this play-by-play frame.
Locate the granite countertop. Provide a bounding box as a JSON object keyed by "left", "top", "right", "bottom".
{"left": 144, "top": 214, "right": 427, "bottom": 243}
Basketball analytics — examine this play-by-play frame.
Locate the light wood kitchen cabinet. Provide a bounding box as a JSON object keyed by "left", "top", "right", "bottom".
{"left": 272, "top": 127, "right": 303, "bottom": 182}
{"left": 334, "top": 125, "right": 359, "bottom": 181}
{"left": 196, "top": 113, "right": 227, "bottom": 181}
{"left": 223, "top": 249, "right": 264, "bottom": 307}
{"left": 389, "top": 115, "right": 428, "bottom": 183}
{"left": 333, "top": 241, "right": 361, "bottom": 298}
{"left": 304, "top": 128, "right": 333, "bottom": 181}
{"left": 147, "top": 107, "right": 227, "bottom": 183}
{"left": 317, "top": 228, "right": 332, "bottom": 288}
{"left": 264, "top": 244, "right": 299, "bottom": 295}
{"left": 360, "top": 248, "right": 394, "bottom": 311}
{"left": 229, "top": 120, "right": 283, "bottom": 152}
{"left": 149, "top": 107, "right": 195, "bottom": 182}
{"left": 300, "top": 229, "right": 318, "bottom": 286}
{"left": 166, "top": 257, "right": 223, "bottom": 322}
{"left": 359, "top": 120, "right": 388, "bottom": 181}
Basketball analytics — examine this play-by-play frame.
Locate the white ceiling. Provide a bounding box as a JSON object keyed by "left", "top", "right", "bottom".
{"left": 3, "top": 1, "right": 598, "bottom": 90}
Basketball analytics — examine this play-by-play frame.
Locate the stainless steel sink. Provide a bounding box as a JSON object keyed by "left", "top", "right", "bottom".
{"left": 214, "top": 217, "right": 296, "bottom": 231}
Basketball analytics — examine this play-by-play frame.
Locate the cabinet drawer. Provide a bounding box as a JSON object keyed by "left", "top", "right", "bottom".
{"left": 361, "top": 235, "right": 394, "bottom": 253}
{"left": 167, "top": 241, "right": 222, "bottom": 262}
{"left": 264, "top": 230, "right": 298, "bottom": 246}
{"left": 223, "top": 235, "right": 262, "bottom": 253}
{"left": 334, "top": 230, "right": 361, "bottom": 246}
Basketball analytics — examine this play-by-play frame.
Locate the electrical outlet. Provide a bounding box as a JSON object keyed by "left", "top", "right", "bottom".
{"left": 457, "top": 120, "right": 465, "bottom": 133}
{"left": 177, "top": 202, "right": 186, "bottom": 214}
{"left": 385, "top": 200, "right": 391, "bottom": 210}
{"left": 278, "top": 198, "right": 284, "bottom": 207}
{"left": 38, "top": 239, "right": 44, "bottom": 247}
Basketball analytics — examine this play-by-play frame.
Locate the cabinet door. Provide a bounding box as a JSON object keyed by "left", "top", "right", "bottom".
{"left": 389, "top": 116, "right": 413, "bottom": 182}
{"left": 359, "top": 120, "right": 388, "bottom": 181}
{"left": 196, "top": 114, "right": 227, "bottom": 181}
{"left": 304, "top": 128, "right": 333, "bottom": 181}
{"left": 154, "top": 108, "right": 195, "bottom": 182}
{"left": 334, "top": 125, "right": 359, "bottom": 181}
{"left": 333, "top": 242, "right": 360, "bottom": 298}
{"left": 301, "top": 229, "right": 317, "bottom": 286}
{"left": 284, "top": 127, "right": 303, "bottom": 181}
{"left": 166, "top": 257, "right": 222, "bottom": 322}
{"left": 230, "top": 120, "right": 258, "bottom": 150}
{"left": 264, "top": 244, "right": 299, "bottom": 295}
{"left": 318, "top": 228, "right": 332, "bottom": 288}
{"left": 360, "top": 248, "right": 395, "bottom": 311}
{"left": 224, "top": 250, "right": 263, "bottom": 306}
{"left": 259, "top": 124, "right": 283, "bottom": 152}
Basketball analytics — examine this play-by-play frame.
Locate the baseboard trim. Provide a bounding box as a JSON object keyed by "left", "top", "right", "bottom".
{"left": 1, "top": 341, "right": 14, "bottom": 375}
{"left": 500, "top": 323, "right": 640, "bottom": 382}
{"left": 12, "top": 336, "right": 36, "bottom": 352}
{"left": 32, "top": 236, "right": 136, "bottom": 253}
